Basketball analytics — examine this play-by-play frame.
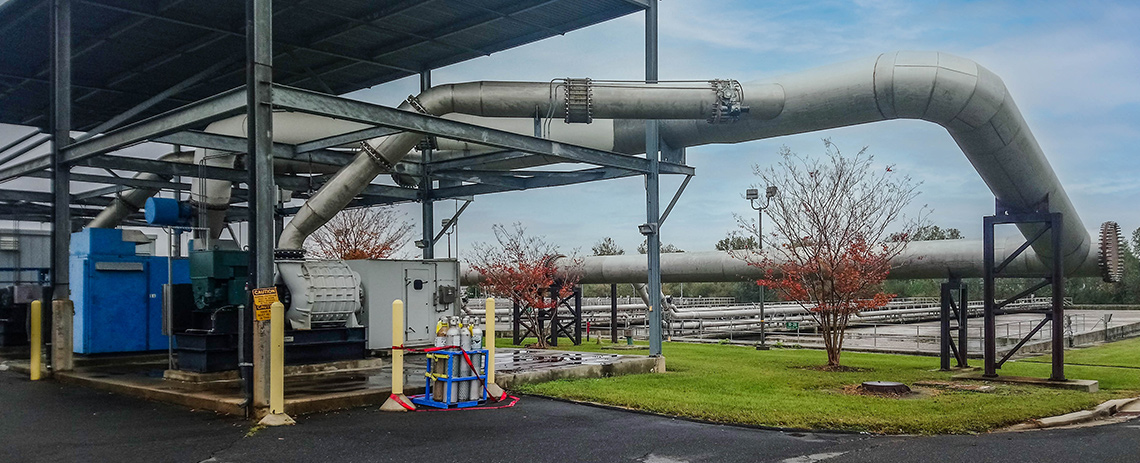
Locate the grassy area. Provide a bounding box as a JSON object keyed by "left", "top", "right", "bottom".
{"left": 498, "top": 338, "right": 1139, "bottom": 434}
{"left": 1023, "top": 336, "right": 1140, "bottom": 369}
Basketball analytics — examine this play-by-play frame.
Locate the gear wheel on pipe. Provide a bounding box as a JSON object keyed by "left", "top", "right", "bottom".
{"left": 1098, "top": 221, "right": 1125, "bottom": 283}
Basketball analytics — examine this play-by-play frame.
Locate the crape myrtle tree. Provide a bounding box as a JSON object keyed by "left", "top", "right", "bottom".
{"left": 739, "top": 139, "right": 925, "bottom": 367}
{"left": 306, "top": 206, "right": 415, "bottom": 259}
{"left": 468, "top": 223, "right": 582, "bottom": 349}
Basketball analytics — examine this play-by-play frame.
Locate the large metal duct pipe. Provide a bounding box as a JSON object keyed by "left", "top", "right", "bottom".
{"left": 277, "top": 81, "right": 771, "bottom": 249}
{"left": 87, "top": 150, "right": 195, "bottom": 228}
{"left": 449, "top": 51, "right": 1114, "bottom": 282}
{"left": 459, "top": 231, "right": 1111, "bottom": 286}
{"left": 638, "top": 51, "right": 1090, "bottom": 271}
{"left": 87, "top": 113, "right": 352, "bottom": 231}
{"left": 190, "top": 112, "right": 371, "bottom": 240}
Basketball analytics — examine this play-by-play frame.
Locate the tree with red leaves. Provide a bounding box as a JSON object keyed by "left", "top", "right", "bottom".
{"left": 306, "top": 206, "right": 415, "bottom": 260}
{"left": 468, "top": 223, "right": 582, "bottom": 349}
{"left": 738, "top": 139, "right": 925, "bottom": 367}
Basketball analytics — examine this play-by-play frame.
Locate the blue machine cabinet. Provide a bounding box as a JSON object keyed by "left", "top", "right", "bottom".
{"left": 70, "top": 228, "right": 189, "bottom": 354}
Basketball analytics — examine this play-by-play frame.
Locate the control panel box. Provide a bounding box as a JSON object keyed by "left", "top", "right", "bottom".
{"left": 345, "top": 259, "right": 460, "bottom": 351}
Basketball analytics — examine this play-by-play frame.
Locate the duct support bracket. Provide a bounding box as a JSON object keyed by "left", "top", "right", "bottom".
{"left": 983, "top": 198, "right": 1065, "bottom": 381}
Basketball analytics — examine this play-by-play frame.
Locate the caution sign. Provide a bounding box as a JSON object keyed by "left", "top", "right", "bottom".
{"left": 253, "top": 287, "right": 279, "bottom": 322}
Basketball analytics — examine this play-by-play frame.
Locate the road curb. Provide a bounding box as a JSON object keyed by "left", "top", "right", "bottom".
{"left": 1001, "top": 397, "right": 1140, "bottom": 431}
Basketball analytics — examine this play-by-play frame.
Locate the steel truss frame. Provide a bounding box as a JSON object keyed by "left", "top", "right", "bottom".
{"left": 983, "top": 198, "right": 1066, "bottom": 381}
{"left": 0, "top": 84, "right": 693, "bottom": 214}
{"left": 939, "top": 278, "right": 969, "bottom": 370}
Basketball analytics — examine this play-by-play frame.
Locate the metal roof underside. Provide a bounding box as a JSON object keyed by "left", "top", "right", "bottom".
{"left": 0, "top": 0, "right": 647, "bottom": 132}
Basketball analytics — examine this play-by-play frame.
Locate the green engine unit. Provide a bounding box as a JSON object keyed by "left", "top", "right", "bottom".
{"left": 190, "top": 249, "right": 248, "bottom": 309}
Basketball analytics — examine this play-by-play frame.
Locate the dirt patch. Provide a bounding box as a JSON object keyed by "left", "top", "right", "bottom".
{"left": 795, "top": 365, "right": 873, "bottom": 373}
{"left": 841, "top": 383, "right": 937, "bottom": 399}
{"left": 913, "top": 380, "right": 995, "bottom": 393}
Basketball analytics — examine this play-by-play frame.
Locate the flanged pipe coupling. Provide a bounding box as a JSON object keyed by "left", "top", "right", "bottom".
{"left": 708, "top": 79, "right": 749, "bottom": 123}
{"left": 274, "top": 249, "right": 306, "bottom": 261}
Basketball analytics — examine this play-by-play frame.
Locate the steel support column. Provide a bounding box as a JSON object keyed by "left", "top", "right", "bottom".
{"left": 1049, "top": 213, "right": 1065, "bottom": 381}
{"left": 983, "top": 218, "right": 996, "bottom": 377}
{"left": 245, "top": 0, "right": 274, "bottom": 416}
{"left": 982, "top": 203, "right": 1065, "bottom": 381}
{"left": 50, "top": 0, "right": 74, "bottom": 373}
{"left": 644, "top": 0, "right": 662, "bottom": 357}
{"left": 420, "top": 70, "right": 434, "bottom": 260}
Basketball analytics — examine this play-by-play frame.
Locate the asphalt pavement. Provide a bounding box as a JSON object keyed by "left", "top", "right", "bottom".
{"left": 2, "top": 370, "right": 1137, "bottom": 463}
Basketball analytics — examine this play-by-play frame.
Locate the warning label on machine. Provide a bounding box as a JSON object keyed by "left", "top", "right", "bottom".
{"left": 253, "top": 287, "right": 278, "bottom": 321}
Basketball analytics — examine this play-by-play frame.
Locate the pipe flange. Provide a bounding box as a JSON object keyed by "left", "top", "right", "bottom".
{"left": 708, "top": 79, "right": 749, "bottom": 124}
{"left": 359, "top": 141, "right": 393, "bottom": 171}
{"left": 275, "top": 249, "right": 306, "bottom": 261}
{"left": 563, "top": 78, "right": 593, "bottom": 124}
{"left": 1098, "top": 221, "right": 1124, "bottom": 283}
{"left": 405, "top": 95, "right": 430, "bottom": 115}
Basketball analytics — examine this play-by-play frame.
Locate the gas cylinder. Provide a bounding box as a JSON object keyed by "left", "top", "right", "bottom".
{"left": 459, "top": 316, "right": 472, "bottom": 402}
{"left": 446, "top": 317, "right": 461, "bottom": 404}
{"left": 470, "top": 323, "right": 484, "bottom": 401}
{"left": 431, "top": 317, "right": 449, "bottom": 402}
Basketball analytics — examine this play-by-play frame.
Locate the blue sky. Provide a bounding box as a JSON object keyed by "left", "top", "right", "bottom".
{"left": 2, "top": 0, "right": 1137, "bottom": 259}
{"left": 351, "top": 0, "right": 1140, "bottom": 257}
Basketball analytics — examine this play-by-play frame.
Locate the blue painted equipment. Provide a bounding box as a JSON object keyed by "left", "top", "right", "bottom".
{"left": 70, "top": 228, "right": 189, "bottom": 354}
{"left": 144, "top": 197, "right": 192, "bottom": 226}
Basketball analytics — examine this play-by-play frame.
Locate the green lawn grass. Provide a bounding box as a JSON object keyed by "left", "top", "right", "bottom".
{"left": 1022, "top": 336, "right": 1140, "bottom": 369}
{"left": 498, "top": 338, "right": 1139, "bottom": 434}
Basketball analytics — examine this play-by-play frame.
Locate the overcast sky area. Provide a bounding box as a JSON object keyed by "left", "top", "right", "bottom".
{"left": 2, "top": 0, "right": 1138, "bottom": 259}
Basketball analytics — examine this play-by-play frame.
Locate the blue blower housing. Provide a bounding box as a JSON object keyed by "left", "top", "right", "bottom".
{"left": 145, "top": 197, "right": 192, "bottom": 226}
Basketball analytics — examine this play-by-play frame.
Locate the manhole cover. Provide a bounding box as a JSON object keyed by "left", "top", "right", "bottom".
{"left": 861, "top": 381, "right": 910, "bottom": 394}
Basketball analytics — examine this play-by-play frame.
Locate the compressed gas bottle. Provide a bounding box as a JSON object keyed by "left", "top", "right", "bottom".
{"left": 432, "top": 317, "right": 449, "bottom": 402}
{"left": 470, "top": 324, "right": 484, "bottom": 401}
{"left": 459, "top": 317, "right": 472, "bottom": 402}
{"left": 434, "top": 317, "right": 448, "bottom": 348}
{"left": 446, "top": 318, "right": 461, "bottom": 404}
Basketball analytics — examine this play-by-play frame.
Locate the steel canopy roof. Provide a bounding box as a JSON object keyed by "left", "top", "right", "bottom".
{"left": 0, "top": 0, "right": 648, "bottom": 132}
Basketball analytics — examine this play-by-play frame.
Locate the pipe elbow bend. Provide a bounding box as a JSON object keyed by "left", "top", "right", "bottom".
{"left": 874, "top": 51, "right": 1010, "bottom": 130}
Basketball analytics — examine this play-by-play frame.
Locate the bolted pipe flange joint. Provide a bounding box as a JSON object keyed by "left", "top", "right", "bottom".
{"left": 274, "top": 249, "right": 306, "bottom": 261}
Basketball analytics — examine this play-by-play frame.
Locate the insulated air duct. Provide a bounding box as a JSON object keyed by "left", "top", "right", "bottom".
{"left": 276, "top": 80, "right": 769, "bottom": 249}
{"left": 87, "top": 150, "right": 194, "bottom": 228}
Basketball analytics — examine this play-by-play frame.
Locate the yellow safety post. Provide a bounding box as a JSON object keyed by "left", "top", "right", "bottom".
{"left": 30, "top": 300, "right": 41, "bottom": 381}
{"left": 257, "top": 301, "right": 295, "bottom": 426}
{"left": 484, "top": 297, "right": 506, "bottom": 400}
{"left": 381, "top": 299, "right": 412, "bottom": 411}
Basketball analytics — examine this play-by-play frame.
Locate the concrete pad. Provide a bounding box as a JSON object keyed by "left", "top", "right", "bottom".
{"left": 379, "top": 393, "right": 413, "bottom": 412}
{"left": 953, "top": 372, "right": 1099, "bottom": 392}
{"left": 257, "top": 413, "right": 296, "bottom": 426}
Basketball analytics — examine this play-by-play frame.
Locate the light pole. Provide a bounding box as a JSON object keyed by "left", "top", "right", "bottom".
{"left": 746, "top": 186, "right": 777, "bottom": 350}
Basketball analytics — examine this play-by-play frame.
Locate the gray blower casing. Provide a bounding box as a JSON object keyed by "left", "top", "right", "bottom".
{"left": 277, "top": 260, "right": 363, "bottom": 330}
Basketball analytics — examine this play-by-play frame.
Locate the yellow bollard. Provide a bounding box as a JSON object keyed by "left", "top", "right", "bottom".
{"left": 380, "top": 299, "right": 412, "bottom": 412}
{"left": 484, "top": 298, "right": 505, "bottom": 400}
{"left": 30, "top": 300, "right": 41, "bottom": 381}
{"left": 391, "top": 299, "right": 404, "bottom": 395}
{"left": 257, "top": 301, "right": 295, "bottom": 426}
{"left": 269, "top": 301, "right": 286, "bottom": 414}
{"left": 486, "top": 298, "right": 495, "bottom": 384}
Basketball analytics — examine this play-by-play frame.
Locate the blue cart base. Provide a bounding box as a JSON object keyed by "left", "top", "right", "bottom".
{"left": 410, "top": 349, "right": 489, "bottom": 409}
